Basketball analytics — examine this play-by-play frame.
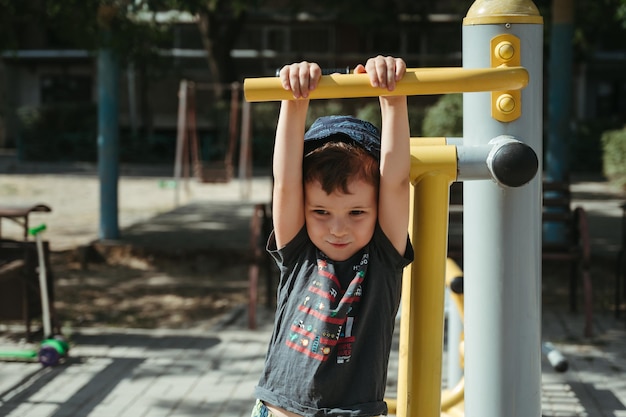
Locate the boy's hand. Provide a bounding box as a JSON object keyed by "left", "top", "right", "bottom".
{"left": 354, "top": 55, "right": 406, "bottom": 91}
{"left": 278, "top": 61, "right": 322, "bottom": 99}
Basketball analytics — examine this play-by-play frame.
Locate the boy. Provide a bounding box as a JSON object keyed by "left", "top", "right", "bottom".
{"left": 253, "top": 56, "right": 413, "bottom": 417}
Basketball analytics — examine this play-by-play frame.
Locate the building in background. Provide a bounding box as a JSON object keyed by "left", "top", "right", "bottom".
{"left": 1, "top": 1, "right": 625, "bottom": 167}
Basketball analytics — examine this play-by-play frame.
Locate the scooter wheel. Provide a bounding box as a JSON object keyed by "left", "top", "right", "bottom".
{"left": 38, "top": 345, "right": 60, "bottom": 367}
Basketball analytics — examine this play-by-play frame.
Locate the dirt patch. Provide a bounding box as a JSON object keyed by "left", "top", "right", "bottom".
{"left": 1, "top": 172, "right": 274, "bottom": 332}
{"left": 50, "top": 248, "right": 253, "bottom": 330}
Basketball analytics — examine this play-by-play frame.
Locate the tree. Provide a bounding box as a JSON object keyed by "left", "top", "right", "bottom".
{"left": 619, "top": 0, "right": 626, "bottom": 28}
{"left": 157, "top": 0, "right": 259, "bottom": 97}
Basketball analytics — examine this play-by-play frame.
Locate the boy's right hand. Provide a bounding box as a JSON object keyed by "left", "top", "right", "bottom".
{"left": 354, "top": 55, "right": 406, "bottom": 92}
{"left": 278, "top": 61, "right": 322, "bottom": 99}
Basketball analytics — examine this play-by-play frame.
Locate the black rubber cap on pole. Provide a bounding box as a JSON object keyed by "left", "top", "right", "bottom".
{"left": 450, "top": 276, "right": 464, "bottom": 295}
{"left": 491, "top": 142, "right": 539, "bottom": 187}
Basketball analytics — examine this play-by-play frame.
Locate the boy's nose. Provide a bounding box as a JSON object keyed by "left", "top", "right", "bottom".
{"left": 329, "top": 218, "right": 347, "bottom": 236}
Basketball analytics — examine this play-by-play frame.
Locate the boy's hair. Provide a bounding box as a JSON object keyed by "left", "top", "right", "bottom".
{"left": 303, "top": 138, "right": 380, "bottom": 195}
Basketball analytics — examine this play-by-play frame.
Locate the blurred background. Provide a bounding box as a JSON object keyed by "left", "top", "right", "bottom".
{"left": 0, "top": 0, "right": 625, "bottom": 184}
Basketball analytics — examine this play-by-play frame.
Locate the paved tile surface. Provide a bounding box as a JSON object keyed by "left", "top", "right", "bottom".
{"left": 2, "top": 308, "right": 625, "bottom": 417}
{"left": 1, "top": 325, "right": 270, "bottom": 417}
{"left": 542, "top": 310, "right": 626, "bottom": 417}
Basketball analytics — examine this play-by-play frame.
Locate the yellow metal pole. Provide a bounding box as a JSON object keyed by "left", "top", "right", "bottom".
{"left": 244, "top": 66, "right": 528, "bottom": 102}
{"left": 445, "top": 257, "right": 465, "bottom": 322}
{"left": 396, "top": 143, "right": 457, "bottom": 417}
{"left": 440, "top": 257, "right": 466, "bottom": 416}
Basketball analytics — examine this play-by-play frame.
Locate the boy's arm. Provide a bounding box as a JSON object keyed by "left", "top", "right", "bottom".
{"left": 378, "top": 94, "right": 410, "bottom": 255}
{"left": 272, "top": 62, "right": 321, "bottom": 249}
{"left": 357, "top": 56, "right": 410, "bottom": 255}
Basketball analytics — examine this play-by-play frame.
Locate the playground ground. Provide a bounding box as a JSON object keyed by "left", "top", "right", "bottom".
{"left": 0, "top": 159, "right": 625, "bottom": 416}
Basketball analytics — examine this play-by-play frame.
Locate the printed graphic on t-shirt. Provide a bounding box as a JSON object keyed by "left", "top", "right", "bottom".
{"left": 286, "top": 251, "right": 368, "bottom": 364}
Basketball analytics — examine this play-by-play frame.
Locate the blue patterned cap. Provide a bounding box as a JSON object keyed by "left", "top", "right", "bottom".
{"left": 304, "top": 115, "right": 381, "bottom": 160}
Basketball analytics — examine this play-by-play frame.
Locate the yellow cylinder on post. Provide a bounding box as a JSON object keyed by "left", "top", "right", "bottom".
{"left": 463, "top": 0, "right": 543, "bottom": 25}
{"left": 244, "top": 67, "right": 528, "bottom": 102}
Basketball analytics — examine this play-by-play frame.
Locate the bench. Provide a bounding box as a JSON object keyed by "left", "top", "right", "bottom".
{"left": 0, "top": 203, "right": 52, "bottom": 240}
{"left": 0, "top": 240, "right": 57, "bottom": 340}
{"left": 446, "top": 181, "right": 593, "bottom": 337}
{"left": 0, "top": 203, "right": 56, "bottom": 340}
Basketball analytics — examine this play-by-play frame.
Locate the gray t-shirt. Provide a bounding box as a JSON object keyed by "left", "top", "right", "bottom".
{"left": 255, "top": 224, "right": 413, "bottom": 417}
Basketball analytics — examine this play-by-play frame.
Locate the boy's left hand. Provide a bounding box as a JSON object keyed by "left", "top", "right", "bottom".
{"left": 354, "top": 55, "right": 406, "bottom": 91}
{"left": 278, "top": 61, "right": 322, "bottom": 99}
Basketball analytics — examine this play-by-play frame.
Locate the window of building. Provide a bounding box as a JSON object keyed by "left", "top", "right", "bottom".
{"left": 40, "top": 74, "right": 92, "bottom": 104}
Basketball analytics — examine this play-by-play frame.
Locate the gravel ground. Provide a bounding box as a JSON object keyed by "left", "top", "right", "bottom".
{"left": 0, "top": 168, "right": 272, "bottom": 251}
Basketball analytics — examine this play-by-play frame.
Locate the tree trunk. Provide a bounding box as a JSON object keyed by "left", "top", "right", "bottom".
{"left": 197, "top": 11, "right": 223, "bottom": 98}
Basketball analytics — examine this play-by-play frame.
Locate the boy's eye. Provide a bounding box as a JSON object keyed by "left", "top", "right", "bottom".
{"left": 350, "top": 210, "right": 366, "bottom": 216}
{"left": 313, "top": 209, "right": 328, "bottom": 215}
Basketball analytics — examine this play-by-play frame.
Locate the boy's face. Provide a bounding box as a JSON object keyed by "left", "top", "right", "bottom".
{"left": 304, "top": 178, "right": 377, "bottom": 262}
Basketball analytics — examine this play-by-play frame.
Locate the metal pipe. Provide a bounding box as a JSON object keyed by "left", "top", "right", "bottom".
{"left": 97, "top": 32, "right": 120, "bottom": 240}
{"left": 445, "top": 257, "right": 465, "bottom": 388}
{"left": 396, "top": 145, "right": 457, "bottom": 417}
{"left": 173, "top": 80, "right": 188, "bottom": 207}
{"left": 412, "top": 136, "right": 538, "bottom": 186}
{"left": 462, "top": 2, "right": 543, "bottom": 417}
{"left": 244, "top": 66, "right": 528, "bottom": 102}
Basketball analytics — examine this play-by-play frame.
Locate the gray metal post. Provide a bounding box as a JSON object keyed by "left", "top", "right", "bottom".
{"left": 462, "top": 2, "right": 543, "bottom": 417}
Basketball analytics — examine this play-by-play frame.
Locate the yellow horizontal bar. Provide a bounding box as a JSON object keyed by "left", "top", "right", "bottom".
{"left": 244, "top": 66, "right": 529, "bottom": 102}
{"left": 411, "top": 137, "right": 447, "bottom": 147}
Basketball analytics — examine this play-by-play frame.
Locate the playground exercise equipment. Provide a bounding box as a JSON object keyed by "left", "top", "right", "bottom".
{"left": 244, "top": 1, "right": 544, "bottom": 416}
{"left": 0, "top": 224, "right": 69, "bottom": 366}
{"left": 384, "top": 258, "right": 568, "bottom": 416}
{"left": 245, "top": 66, "right": 529, "bottom": 102}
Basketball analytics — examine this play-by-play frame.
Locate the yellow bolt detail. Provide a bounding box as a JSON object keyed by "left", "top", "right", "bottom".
{"left": 496, "top": 41, "right": 515, "bottom": 62}
{"left": 490, "top": 34, "right": 522, "bottom": 122}
{"left": 497, "top": 94, "right": 516, "bottom": 113}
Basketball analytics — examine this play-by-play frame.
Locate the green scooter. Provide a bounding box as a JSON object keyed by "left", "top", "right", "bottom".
{"left": 0, "top": 224, "right": 69, "bottom": 366}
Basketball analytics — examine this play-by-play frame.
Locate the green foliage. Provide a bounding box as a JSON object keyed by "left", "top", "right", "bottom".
{"left": 163, "top": 0, "right": 258, "bottom": 15}
{"left": 306, "top": 100, "right": 346, "bottom": 127}
{"left": 250, "top": 102, "right": 279, "bottom": 132}
{"left": 569, "top": 120, "right": 618, "bottom": 173}
{"left": 247, "top": 98, "right": 428, "bottom": 167}
{"left": 619, "top": 0, "right": 626, "bottom": 28}
{"left": 17, "top": 104, "right": 96, "bottom": 133}
{"left": 355, "top": 102, "right": 382, "bottom": 129}
{"left": 354, "top": 100, "right": 426, "bottom": 137}
{"left": 15, "top": 103, "right": 177, "bottom": 163}
{"left": 601, "top": 127, "right": 626, "bottom": 189}
{"left": 406, "top": 100, "right": 427, "bottom": 137}
{"left": 422, "top": 94, "right": 463, "bottom": 137}
{"left": 16, "top": 103, "right": 98, "bottom": 161}
{"left": 572, "top": 0, "right": 626, "bottom": 55}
